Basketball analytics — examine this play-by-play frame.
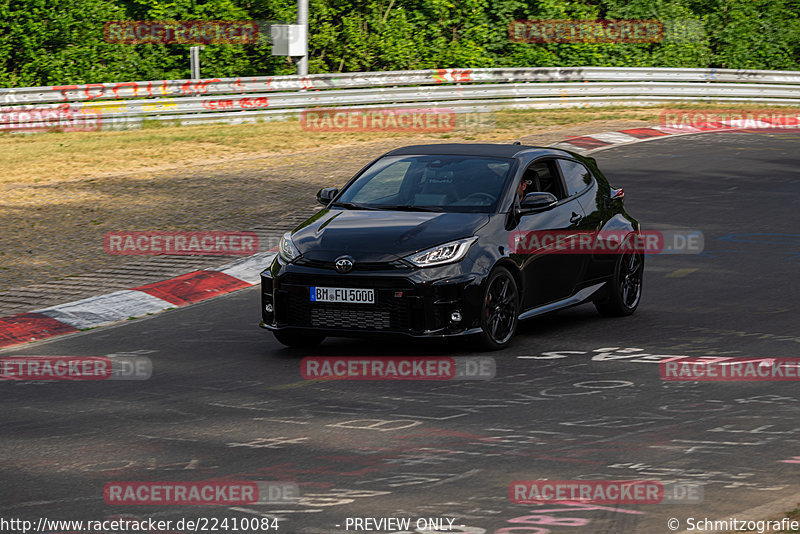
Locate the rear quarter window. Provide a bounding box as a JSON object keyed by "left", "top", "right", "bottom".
{"left": 558, "top": 159, "right": 593, "bottom": 197}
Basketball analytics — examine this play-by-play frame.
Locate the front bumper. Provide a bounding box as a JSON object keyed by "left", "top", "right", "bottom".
{"left": 260, "top": 257, "right": 484, "bottom": 338}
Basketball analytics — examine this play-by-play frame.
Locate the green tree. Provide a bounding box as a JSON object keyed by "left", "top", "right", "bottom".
{"left": 0, "top": 0, "right": 798, "bottom": 87}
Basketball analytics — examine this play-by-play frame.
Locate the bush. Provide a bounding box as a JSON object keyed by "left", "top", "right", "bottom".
{"left": 0, "top": 0, "right": 797, "bottom": 87}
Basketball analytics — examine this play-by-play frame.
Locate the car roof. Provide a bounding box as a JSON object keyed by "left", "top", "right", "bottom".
{"left": 385, "top": 143, "right": 573, "bottom": 159}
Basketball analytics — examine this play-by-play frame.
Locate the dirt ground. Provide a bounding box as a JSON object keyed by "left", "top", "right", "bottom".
{"left": 0, "top": 117, "right": 657, "bottom": 292}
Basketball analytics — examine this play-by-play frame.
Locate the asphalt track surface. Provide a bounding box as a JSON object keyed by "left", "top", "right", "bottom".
{"left": 2, "top": 129, "right": 800, "bottom": 534}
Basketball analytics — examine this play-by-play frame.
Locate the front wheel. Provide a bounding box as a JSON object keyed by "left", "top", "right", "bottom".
{"left": 273, "top": 330, "right": 326, "bottom": 348}
{"left": 477, "top": 267, "right": 519, "bottom": 351}
{"left": 595, "top": 250, "right": 643, "bottom": 317}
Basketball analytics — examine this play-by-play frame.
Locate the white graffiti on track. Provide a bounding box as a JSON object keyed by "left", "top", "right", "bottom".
{"left": 521, "top": 347, "right": 693, "bottom": 363}
{"left": 593, "top": 462, "right": 786, "bottom": 490}
{"left": 227, "top": 436, "right": 309, "bottom": 448}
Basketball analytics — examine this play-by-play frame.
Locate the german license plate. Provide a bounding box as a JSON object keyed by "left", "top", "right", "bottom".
{"left": 310, "top": 286, "right": 375, "bottom": 304}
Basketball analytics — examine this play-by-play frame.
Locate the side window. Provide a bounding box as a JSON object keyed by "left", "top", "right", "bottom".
{"left": 557, "top": 159, "right": 593, "bottom": 197}
{"left": 521, "top": 159, "right": 565, "bottom": 200}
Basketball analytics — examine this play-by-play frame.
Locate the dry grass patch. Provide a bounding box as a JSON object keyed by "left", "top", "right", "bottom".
{"left": 6, "top": 103, "right": 788, "bottom": 186}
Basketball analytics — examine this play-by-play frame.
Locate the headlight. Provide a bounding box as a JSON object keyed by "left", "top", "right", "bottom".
{"left": 405, "top": 237, "right": 478, "bottom": 267}
{"left": 278, "top": 232, "right": 300, "bottom": 262}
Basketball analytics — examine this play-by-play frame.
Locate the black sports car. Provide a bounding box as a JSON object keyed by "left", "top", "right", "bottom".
{"left": 260, "top": 143, "right": 642, "bottom": 350}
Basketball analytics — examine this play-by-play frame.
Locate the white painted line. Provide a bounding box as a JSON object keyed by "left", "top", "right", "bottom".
{"left": 585, "top": 132, "right": 639, "bottom": 144}
{"left": 550, "top": 142, "right": 588, "bottom": 152}
{"left": 35, "top": 290, "right": 173, "bottom": 329}
{"left": 651, "top": 125, "right": 703, "bottom": 134}
{"left": 216, "top": 251, "right": 277, "bottom": 284}
{"left": 581, "top": 126, "right": 732, "bottom": 154}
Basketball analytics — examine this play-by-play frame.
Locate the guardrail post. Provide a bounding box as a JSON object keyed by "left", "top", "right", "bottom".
{"left": 297, "top": 0, "right": 308, "bottom": 75}
{"left": 190, "top": 46, "right": 201, "bottom": 80}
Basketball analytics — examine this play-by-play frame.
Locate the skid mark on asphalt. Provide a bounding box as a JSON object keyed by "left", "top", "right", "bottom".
{"left": 666, "top": 268, "right": 699, "bottom": 278}
{"left": 268, "top": 379, "right": 323, "bottom": 390}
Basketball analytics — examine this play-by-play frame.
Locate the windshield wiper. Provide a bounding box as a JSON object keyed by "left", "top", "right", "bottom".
{"left": 378, "top": 205, "right": 445, "bottom": 212}
{"left": 332, "top": 202, "right": 444, "bottom": 212}
{"left": 330, "top": 202, "right": 380, "bottom": 210}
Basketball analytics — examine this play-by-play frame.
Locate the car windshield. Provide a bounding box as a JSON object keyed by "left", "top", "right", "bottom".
{"left": 334, "top": 154, "right": 514, "bottom": 213}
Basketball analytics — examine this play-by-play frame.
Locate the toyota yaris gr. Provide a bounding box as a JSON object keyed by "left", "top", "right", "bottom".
{"left": 260, "top": 143, "right": 642, "bottom": 350}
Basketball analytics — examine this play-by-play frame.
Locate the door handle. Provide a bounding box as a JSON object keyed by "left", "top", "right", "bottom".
{"left": 570, "top": 212, "right": 583, "bottom": 224}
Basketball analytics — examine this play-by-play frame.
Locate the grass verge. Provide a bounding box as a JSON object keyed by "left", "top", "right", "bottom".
{"left": 3, "top": 103, "right": 796, "bottom": 186}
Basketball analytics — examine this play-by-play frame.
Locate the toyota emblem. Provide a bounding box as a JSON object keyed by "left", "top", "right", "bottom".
{"left": 335, "top": 257, "right": 354, "bottom": 273}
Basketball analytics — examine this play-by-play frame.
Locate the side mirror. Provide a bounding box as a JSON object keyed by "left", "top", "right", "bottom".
{"left": 519, "top": 192, "right": 558, "bottom": 214}
{"left": 316, "top": 187, "right": 339, "bottom": 206}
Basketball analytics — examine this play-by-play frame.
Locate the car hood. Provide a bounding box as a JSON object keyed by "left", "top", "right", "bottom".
{"left": 291, "top": 209, "right": 490, "bottom": 262}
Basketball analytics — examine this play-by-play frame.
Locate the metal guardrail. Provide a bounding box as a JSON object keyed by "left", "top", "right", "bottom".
{"left": 2, "top": 67, "right": 800, "bottom": 131}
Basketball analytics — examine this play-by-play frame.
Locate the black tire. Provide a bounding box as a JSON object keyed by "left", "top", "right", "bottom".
{"left": 273, "top": 330, "right": 326, "bottom": 348}
{"left": 595, "top": 250, "right": 643, "bottom": 317}
{"left": 477, "top": 267, "right": 519, "bottom": 351}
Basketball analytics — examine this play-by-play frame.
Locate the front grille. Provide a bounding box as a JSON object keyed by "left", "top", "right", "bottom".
{"left": 293, "top": 258, "right": 408, "bottom": 271}
{"left": 283, "top": 274, "right": 414, "bottom": 289}
{"left": 311, "top": 307, "right": 391, "bottom": 329}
